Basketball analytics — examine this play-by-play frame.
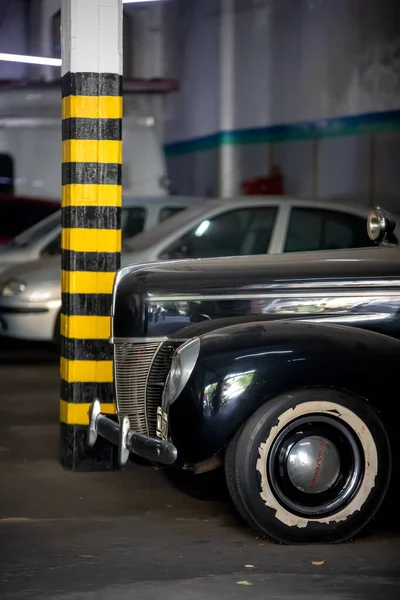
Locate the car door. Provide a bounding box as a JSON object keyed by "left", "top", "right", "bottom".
{"left": 159, "top": 206, "right": 279, "bottom": 260}
{"left": 282, "top": 207, "right": 375, "bottom": 253}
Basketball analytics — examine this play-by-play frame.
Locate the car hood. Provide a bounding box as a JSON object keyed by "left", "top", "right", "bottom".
{"left": 111, "top": 246, "right": 400, "bottom": 339}
{"left": 114, "top": 246, "right": 400, "bottom": 298}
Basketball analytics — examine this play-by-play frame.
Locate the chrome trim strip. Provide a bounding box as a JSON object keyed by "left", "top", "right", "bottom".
{"left": 302, "top": 313, "right": 392, "bottom": 324}
{"left": 262, "top": 279, "right": 400, "bottom": 289}
{"left": 110, "top": 336, "right": 190, "bottom": 344}
{"left": 112, "top": 342, "right": 119, "bottom": 419}
{"left": 111, "top": 336, "right": 168, "bottom": 344}
{"left": 147, "top": 291, "right": 400, "bottom": 302}
{"left": 144, "top": 342, "right": 164, "bottom": 435}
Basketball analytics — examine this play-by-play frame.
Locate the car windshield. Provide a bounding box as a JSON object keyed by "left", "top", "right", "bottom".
{"left": 7, "top": 210, "right": 61, "bottom": 249}
{"left": 124, "top": 200, "right": 220, "bottom": 252}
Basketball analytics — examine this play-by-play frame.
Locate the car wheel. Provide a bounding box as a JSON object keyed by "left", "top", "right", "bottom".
{"left": 225, "top": 387, "right": 391, "bottom": 544}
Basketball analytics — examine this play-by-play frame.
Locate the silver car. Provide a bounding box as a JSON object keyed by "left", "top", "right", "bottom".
{"left": 0, "top": 195, "right": 203, "bottom": 275}
{"left": 0, "top": 197, "right": 375, "bottom": 343}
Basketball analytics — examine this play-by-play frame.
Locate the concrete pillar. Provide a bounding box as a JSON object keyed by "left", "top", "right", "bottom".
{"left": 219, "top": 0, "right": 236, "bottom": 198}
{"left": 129, "top": 2, "right": 166, "bottom": 141}
{"left": 39, "top": 0, "right": 61, "bottom": 81}
{"left": 60, "top": 0, "right": 123, "bottom": 471}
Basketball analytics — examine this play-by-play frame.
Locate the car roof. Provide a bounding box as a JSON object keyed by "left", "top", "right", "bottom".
{"left": 121, "top": 195, "right": 205, "bottom": 207}
{"left": 11, "top": 195, "right": 206, "bottom": 241}
{"left": 124, "top": 195, "right": 375, "bottom": 253}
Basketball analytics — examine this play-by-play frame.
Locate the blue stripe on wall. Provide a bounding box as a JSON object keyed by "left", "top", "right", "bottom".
{"left": 164, "top": 110, "right": 400, "bottom": 157}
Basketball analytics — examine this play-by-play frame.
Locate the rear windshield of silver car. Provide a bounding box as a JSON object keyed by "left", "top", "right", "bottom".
{"left": 8, "top": 210, "right": 61, "bottom": 248}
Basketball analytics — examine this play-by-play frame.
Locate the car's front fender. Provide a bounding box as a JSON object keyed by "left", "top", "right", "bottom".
{"left": 168, "top": 320, "right": 400, "bottom": 464}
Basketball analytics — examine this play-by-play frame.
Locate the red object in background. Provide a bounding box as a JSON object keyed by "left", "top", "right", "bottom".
{"left": 242, "top": 165, "right": 284, "bottom": 196}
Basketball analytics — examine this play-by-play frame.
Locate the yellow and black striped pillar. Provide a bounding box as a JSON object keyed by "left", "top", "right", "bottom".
{"left": 60, "top": 0, "right": 123, "bottom": 470}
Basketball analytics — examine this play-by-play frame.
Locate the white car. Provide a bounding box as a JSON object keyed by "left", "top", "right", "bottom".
{"left": 0, "top": 197, "right": 376, "bottom": 343}
{"left": 0, "top": 195, "right": 203, "bottom": 275}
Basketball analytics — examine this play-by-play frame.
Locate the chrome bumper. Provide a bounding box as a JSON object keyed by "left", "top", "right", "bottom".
{"left": 87, "top": 400, "right": 178, "bottom": 467}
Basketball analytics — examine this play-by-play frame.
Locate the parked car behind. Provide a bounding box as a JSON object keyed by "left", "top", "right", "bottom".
{"left": 0, "top": 194, "right": 60, "bottom": 246}
{"left": 88, "top": 205, "right": 399, "bottom": 545}
{"left": 0, "top": 194, "right": 203, "bottom": 275}
{"left": 0, "top": 197, "right": 378, "bottom": 343}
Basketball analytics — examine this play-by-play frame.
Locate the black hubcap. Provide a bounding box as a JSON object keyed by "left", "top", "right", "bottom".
{"left": 267, "top": 414, "right": 364, "bottom": 518}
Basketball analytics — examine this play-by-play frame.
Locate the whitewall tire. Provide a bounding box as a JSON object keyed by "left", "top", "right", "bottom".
{"left": 225, "top": 388, "right": 391, "bottom": 544}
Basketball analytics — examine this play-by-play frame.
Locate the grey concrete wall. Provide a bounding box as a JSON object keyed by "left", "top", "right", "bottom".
{"left": 0, "top": 0, "right": 29, "bottom": 80}
{"left": 164, "top": 0, "right": 400, "bottom": 209}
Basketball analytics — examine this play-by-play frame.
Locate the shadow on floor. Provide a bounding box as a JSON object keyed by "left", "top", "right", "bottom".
{"left": 0, "top": 339, "right": 398, "bottom": 540}
{"left": 0, "top": 339, "right": 59, "bottom": 364}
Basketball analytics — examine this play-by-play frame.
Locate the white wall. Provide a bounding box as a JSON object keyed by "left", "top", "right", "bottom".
{"left": 165, "top": 0, "right": 400, "bottom": 209}
{"left": 166, "top": 0, "right": 400, "bottom": 135}
{"left": 38, "top": 0, "right": 60, "bottom": 80}
{"left": 163, "top": 0, "right": 220, "bottom": 142}
{"left": 234, "top": 0, "right": 400, "bottom": 125}
{"left": 0, "top": 0, "right": 29, "bottom": 80}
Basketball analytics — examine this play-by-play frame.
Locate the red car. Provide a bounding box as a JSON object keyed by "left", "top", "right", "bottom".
{"left": 0, "top": 194, "right": 60, "bottom": 245}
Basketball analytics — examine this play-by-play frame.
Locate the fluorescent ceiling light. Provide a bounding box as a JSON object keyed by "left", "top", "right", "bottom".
{"left": 0, "top": 1, "right": 166, "bottom": 66}
{"left": 195, "top": 220, "right": 211, "bottom": 237}
{"left": 0, "top": 53, "right": 61, "bottom": 67}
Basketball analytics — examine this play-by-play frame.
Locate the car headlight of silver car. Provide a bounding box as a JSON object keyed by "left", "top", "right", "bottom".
{"left": 0, "top": 280, "right": 26, "bottom": 297}
{"left": 162, "top": 337, "right": 201, "bottom": 406}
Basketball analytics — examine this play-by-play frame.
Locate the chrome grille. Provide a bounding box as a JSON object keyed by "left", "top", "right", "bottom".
{"left": 114, "top": 341, "right": 161, "bottom": 434}
{"left": 146, "top": 343, "right": 178, "bottom": 437}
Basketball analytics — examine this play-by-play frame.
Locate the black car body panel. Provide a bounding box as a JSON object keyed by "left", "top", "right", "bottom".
{"left": 109, "top": 245, "right": 400, "bottom": 466}
{"left": 112, "top": 246, "right": 400, "bottom": 340}
{"left": 83, "top": 209, "right": 400, "bottom": 545}
{"left": 168, "top": 320, "right": 400, "bottom": 464}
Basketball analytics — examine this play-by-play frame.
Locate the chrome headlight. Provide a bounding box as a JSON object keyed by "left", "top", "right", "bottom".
{"left": 163, "top": 337, "right": 201, "bottom": 406}
{"left": 367, "top": 206, "right": 396, "bottom": 243}
{"left": 0, "top": 280, "right": 26, "bottom": 297}
{"left": 367, "top": 207, "right": 385, "bottom": 241}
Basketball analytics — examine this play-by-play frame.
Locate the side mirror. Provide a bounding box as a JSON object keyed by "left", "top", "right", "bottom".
{"left": 367, "top": 206, "right": 398, "bottom": 245}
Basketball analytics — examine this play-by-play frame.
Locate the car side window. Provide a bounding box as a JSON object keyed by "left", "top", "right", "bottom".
{"left": 160, "top": 207, "right": 278, "bottom": 260}
{"left": 0, "top": 153, "right": 14, "bottom": 196}
{"left": 158, "top": 206, "right": 186, "bottom": 223}
{"left": 0, "top": 200, "right": 58, "bottom": 239}
{"left": 121, "top": 207, "right": 147, "bottom": 239}
{"left": 284, "top": 208, "right": 374, "bottom": 253}
{"left": 0, "top": 202, "right": 19, "bottom": 238}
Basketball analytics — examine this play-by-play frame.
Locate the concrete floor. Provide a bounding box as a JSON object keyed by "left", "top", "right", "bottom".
{"left": 0, "top": 341, "right": 400, "bottom": 600}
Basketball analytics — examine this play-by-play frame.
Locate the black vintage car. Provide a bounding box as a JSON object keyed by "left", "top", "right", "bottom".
{"left": 88, "top": 206, "right": 399, "bottom": 544}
